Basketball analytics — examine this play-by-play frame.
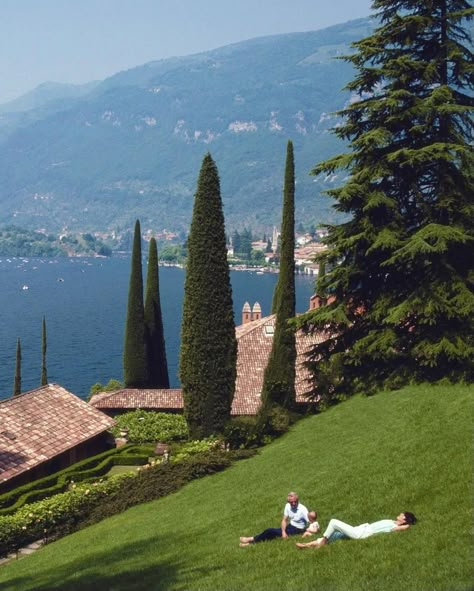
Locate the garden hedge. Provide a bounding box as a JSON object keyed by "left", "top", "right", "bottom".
{"left": 0, "top": 445, "right": 154, "bottom": 516}
{"left": 0, "top": 449, "right": 255, "bottom": 557}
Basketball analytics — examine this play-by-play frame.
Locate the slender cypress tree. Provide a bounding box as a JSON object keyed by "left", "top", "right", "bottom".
{"left": 123, "top": 220, "right": 149, "bottom": 387}
{"left": 260, "top": 140, "right": 297, "bottom": 418}
{"left": 144, "top": 237, "right": 169, "bottom": 388}
{"left": 41, "top": 316, "right": 47, "bottom": 386}
{"left": 298, "top": 0, "right": 474, "bottom": 400}
{"left": 180, "top": 153, "right": 237, "bottom": 439}
{"left": 13, "top": 337, "right": 21, "bottom": 396}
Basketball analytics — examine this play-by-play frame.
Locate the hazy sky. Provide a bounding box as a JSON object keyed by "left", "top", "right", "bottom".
{"left": 0, "top": 0, "right": 373, "bottom": 105}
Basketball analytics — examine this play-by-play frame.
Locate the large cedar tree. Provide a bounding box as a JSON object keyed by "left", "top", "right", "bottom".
{"left": 298, "top": 0, "right": 474, "bottom": 400}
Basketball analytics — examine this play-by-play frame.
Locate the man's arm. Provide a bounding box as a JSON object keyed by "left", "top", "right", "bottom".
{"left": 281, "top": 515, "right": 289, "bottom": 538}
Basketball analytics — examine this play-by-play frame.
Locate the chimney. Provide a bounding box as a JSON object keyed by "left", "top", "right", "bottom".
{"left": 242, "top": 302, "right": 252, "bottom": 324}
{"left": 309, "top": 293, "right": 337, "bottom": 310}
{"left": 309, "top": 294, "right": 323, "bottom": 310}
{"left": 252, "top": 302, "right": 262, "bottom": 321}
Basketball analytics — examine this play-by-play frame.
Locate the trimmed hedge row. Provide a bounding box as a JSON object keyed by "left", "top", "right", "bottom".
{"left": 0, "top": 449, "right": 255, "bottom": 556}
{"left": 0, "top": 445, "right": 154, "bottom": 516}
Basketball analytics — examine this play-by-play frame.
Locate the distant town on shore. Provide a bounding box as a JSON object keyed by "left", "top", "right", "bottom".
{"left": 0, "top": 223, "right": 327, "bottom": 275}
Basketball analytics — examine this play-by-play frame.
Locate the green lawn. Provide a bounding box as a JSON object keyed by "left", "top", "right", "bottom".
{"left": 105, "top": 465, "right": 142, "bottom": 476}
{"left": 0, "top": 383, "right": 472, "bottom": 591}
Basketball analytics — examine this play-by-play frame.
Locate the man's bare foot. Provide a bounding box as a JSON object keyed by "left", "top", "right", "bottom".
{"left": 239, "top": 542, "right": 251, "bottom": 547}
{"left": 296, "top": 538, "right": 326, "bottom": 549}
{"left": 296, "top": 542, "right": 314, "bottom": 549}
{"left": 240, "top": 536, "right": 253, "bottom": 543}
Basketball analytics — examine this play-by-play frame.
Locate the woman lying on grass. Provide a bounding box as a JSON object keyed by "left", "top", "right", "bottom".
{"left": 296, "top": 512, "right": 417, "bottom": 549}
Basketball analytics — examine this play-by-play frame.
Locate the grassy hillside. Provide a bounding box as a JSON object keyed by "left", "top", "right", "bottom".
{"left": 0, "top": 383, "right": 471, "bottom": 591}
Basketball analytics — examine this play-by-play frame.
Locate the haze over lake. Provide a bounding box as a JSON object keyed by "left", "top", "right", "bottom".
{"left": 0, "top": 256, "right": 315, "bottom": 401}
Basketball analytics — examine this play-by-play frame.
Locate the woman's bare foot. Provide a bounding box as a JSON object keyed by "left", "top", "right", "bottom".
{"left": 239, "top": 542, "right": 251, "bottom": 547}
{"left": 239, "top": 536, "right": 253, "bottom": 543}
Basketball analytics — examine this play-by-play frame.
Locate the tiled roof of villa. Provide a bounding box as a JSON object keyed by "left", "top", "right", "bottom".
{"left": 0, "top": 384, "right": 115, "bottom": 485}
{"left": 90, "top": 314, "right": 327, "bottom": 415}
{"left": 90, "top": 389, "right": 183, "bottom": 410}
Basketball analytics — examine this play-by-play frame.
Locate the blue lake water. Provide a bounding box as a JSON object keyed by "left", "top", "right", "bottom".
{"left": 0, "top": 256, "right": 315, "bottom": 401}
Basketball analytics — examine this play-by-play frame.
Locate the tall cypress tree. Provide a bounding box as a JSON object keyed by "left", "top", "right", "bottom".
{"left": 298, "top": 0, "right": 474, "bottom": 400}
{"left": 180, "top": 153, "right": 237, "bottom": 439}
{"left": 13, "top": 337, "right": 21, "bottom": 396}
{"left": 144, "top": 237, "right": 169, "bottom": 388}
{"left": 123, "top": 219, "right": 148, "bottom": 388}
{"left": 41, "top": 316, "right": 47, "bottom": 386}
{"left": 260, "top": 140, "right": 296, "bottom": 417}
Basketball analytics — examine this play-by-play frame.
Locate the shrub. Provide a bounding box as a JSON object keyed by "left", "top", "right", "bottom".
{"left": 110, "top": 410, "right": 189, "bottom": 443}
{"left": 0, "top": 448, "right": 256, "bottom": 555}
{"left": 170, "top": 438, "right": 222, "bottom": 461}
{"left": 268, "top": 406, "right": 291, "bottom": 434}
{"left": 0, "top": 474, "right": 133, "bottom": 555}
{"left": 0, "top": 445, "right": 154, "bottom": 515}
{"left": 87, "top": 378, "right": 123, "bottom": 401}
{"left": 223, "top": 417, "right": 262, "bottom": 449}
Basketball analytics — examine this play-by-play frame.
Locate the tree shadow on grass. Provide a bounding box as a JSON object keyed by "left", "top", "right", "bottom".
{"left": 0, "top": 532, "right": 184, "bottom": 591}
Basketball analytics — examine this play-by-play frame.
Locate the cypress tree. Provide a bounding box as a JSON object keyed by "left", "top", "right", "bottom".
{"left": 260, "top": 140, "right": 297, "bottom": 417}
{"left": 144, "top": 237, "right": 169, "bottom": 388}
{"left": 180, "top": 153, "right": 237, "bottom": 439}
{"left": 13, "top": 337, "right": 21, "bottom": 396}
{"left": 123, "top": 220, "right": 148, "bottom": 387}
{"left": 298, "top": 0, "right": 474, "bottom": 400}
{"left": 41, "top": 316, "right": 47, "bottom": 386}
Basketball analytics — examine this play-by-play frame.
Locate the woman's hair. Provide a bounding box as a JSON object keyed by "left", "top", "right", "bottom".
{"left": 403, "top": 512, "right": 417, "bottom": 525}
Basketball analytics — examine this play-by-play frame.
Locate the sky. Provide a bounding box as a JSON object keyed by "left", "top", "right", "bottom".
{"left": 0, "top": 0, "right": 373, "bottom": 105}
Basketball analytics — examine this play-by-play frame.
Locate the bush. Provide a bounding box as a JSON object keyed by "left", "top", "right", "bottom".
{"left": 0, "top": 449, "right": 256, "bottom": 555}
{"left": 170, "top": 438, "right": 222, "bottom": 461}
{"left": 268, "top": 406, "right": 291, "bottom": 434}
{"left": 87, "top": 378, "right": 122, "bottom": 401}
{"left": 223, "top": 417, "right": 262, "bottom": 449}
{"left": 0, "top": 474, "right": 133, "bottom": 555}
{"left": 110, "top": 410, "right": 189, "bottom": 443}
{"left": 0, "top": 445, "right": 154, "bottom": 515}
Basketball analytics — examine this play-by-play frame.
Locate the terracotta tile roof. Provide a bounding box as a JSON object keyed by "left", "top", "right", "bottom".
{"left": 0, "top": 384, "right": 115, "bottom": 485}
{"left": 233, "top": 314, "right": 327, "bottom": 414}
{"left": 90, "top": 315, "right": 327, "bottom": 416}
{"left": 90, "top": 389, "right": 183, "bottom": 410}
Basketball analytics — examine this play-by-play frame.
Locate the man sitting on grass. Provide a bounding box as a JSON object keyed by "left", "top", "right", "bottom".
{"left": 296, "top": 511, "right": 417, "bottom": 549}
{"left": 240, "top": 492, "right": 318, "bottom": 547}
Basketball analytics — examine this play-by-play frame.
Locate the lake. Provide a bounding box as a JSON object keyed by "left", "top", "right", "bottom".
{"left": 0, "top": 256, "right": 316, "bottom": 401}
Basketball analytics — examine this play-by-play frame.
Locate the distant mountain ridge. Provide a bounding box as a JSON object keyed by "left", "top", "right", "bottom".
{"left": 0, "top": 18, "right": 372, "bottom": 234}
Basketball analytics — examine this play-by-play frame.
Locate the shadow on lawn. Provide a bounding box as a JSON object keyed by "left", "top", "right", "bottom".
{"left": 1, "top": 533, "right": 184, "bottom": 591}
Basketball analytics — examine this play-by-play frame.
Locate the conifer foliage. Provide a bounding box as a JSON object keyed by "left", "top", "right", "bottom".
{"left": 299, "top": 0, "right": 474, "bottom": 399}
{"left": 144, "top": 238, "right": 169, "bottom": 388}
{"left": 260, "top": 140, "right": 296, "bottom": 417}
{"left": 13, "top": 338, "right": 21, "bottom": 396}
{"left": 180, "top": 153, "right": 237, "bottom": 438}
{"left": 123, "top": 220, "right": 149, "bottom": 388}
{"left": 41, "top": 316, "right": 47, "bottom": 386}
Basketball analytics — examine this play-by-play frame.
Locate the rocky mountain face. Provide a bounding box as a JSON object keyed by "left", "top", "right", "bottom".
{"left": 0, "top": 18, "right": 372, "bottom": 234}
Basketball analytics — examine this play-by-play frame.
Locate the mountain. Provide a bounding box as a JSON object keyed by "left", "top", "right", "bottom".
{"left": 0, "top": 81, "right": 100, "bottom": 114}
{"left": 0, "top": 81, "right": 100, "bottom": 145}
{"left": 0, "top": 18, "right": 372, "bottom": 235}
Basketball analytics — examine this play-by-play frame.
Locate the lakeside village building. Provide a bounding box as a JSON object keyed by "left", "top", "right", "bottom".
{"left": 0, "top": 296, "right": 330, "bottom": 492}
{"left": 227, "top": 226, "right": 327, "bottom": 275}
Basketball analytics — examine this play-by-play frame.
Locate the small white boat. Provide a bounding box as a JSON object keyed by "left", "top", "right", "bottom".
{"left": 22, "top": 285, "right": 29, "bottom": 290}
